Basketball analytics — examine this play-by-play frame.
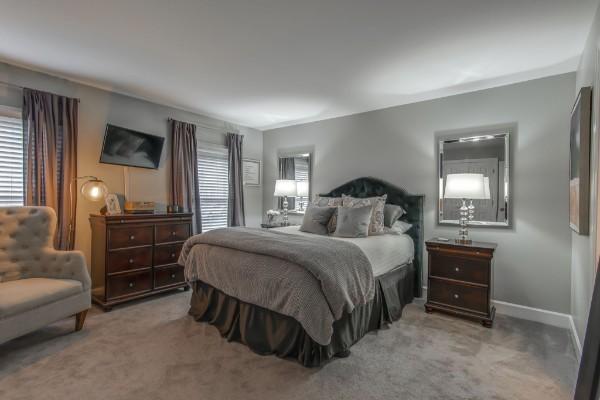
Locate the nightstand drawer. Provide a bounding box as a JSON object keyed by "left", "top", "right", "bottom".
{"left": 429, "top": 253, "right": 489, "bottom": 285}
{"left": 429, "top": 279, "right": 488, "bottom": 314}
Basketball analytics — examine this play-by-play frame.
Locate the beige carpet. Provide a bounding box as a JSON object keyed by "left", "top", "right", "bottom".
{"left": 0, "top": 290, "right": 577, "bottom": 400}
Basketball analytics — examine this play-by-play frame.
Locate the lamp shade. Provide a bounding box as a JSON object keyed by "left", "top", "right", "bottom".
{"left": 297, "top": 181, "right": 309, "bottom": 197}
{"left": 444, "top": 173, "right": 486, "bottom": 199}
{"left": 274, "top": 180, "right": 297, "bottom": 197}
{"left": 81, "top": 178, "right": 108, "bottom": 201}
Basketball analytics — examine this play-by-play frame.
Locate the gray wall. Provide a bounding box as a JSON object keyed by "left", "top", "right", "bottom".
{"left": 0, "top": 61, "right": 263, "bottom": 266}
{"left": 264, "top": 73, "right": 574, "bottom": 313}
{"left": 572, "top": 3, "right": 600, "bottom": 347}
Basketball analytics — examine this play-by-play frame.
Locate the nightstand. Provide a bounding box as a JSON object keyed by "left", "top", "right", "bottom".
{"left": 425, "top": 238, "right": 497, "bottom": 327}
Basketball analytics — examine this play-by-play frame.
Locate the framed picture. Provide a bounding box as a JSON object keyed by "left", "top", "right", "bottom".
{"left": 105, "top": 193, "right": 122, "bottom": 215}
{"left": 570, "top": 86, "right": 592, "bottom": 235}
{"left": 243, "top": 159, "right": 261, "bottom": 186}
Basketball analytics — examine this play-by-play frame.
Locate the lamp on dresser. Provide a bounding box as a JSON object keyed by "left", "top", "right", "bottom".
{"left": 274, "top": 179, "right": 297, "bottom": 226}
{"left": 443, "top": 173, "right": 489, "bottom": 244}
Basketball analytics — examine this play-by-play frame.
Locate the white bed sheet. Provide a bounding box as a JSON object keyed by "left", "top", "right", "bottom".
{"left": 274, "top": 225, "right": 414, "bottom": 277}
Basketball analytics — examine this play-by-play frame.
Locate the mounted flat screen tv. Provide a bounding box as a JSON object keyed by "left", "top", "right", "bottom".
{"left": 99, "top": 124, "right": 165, "bottom": 169}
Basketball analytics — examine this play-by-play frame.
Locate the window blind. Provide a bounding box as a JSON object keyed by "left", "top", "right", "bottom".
{"left": 295, "top": 156, "right": 309, "bottom": 207}
{"left": 197, "top": 147, "right": 229, "bottom": 231}
{"left": 0, "top": 114, "right": 24, "bottom": 206}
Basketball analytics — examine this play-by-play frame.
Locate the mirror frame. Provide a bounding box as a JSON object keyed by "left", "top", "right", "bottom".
{"left": 437, "top": 130, "right": 511, "bottom": 227}
{"left": 277, "top": 150, "right": 313, "bottom": 215}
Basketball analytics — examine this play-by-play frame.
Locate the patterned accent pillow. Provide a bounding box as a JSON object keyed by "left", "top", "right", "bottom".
{"left": 341, "top": 194, "right": 387, "bottom": 235}
{"left": 312, "top": 195, "right": 343, "bottom": 233}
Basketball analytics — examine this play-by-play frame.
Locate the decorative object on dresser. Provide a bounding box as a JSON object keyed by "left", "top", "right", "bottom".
{"left": 274, "top": 179, "right": 297, "bottom": 226}
{"left": 443, "top": 173, "right": 489, "bottom": 244}
{"left": 89, "top": 212, "right": 192, "bottom": 311}
{"left": 124, "top": 200, "right": 155, "bottom": 214}
{"left": 425, "top": 238, "right": 496, "bottom": 327}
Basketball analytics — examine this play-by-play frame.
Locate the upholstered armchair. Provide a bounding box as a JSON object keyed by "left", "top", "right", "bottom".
{"left": 0, "top": 206, "right": 91, "bottom": 344}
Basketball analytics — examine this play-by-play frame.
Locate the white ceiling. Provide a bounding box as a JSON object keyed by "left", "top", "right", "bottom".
{"left": 0, "top": 0, "right": 597, "bottom": 130}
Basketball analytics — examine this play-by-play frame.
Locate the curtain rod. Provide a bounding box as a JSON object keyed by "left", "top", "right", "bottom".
{"left": 167, "top": 117, "right": 239, "bottom": 134}
{"left": 0, "top": 80, "right": 81, "bottom": 102}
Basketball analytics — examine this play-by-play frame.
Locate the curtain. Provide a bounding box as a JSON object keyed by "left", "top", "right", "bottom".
{"left": 23, "top": 88, "right": 78, "bottom": 250}
{"left": 226, "top": 133, "right": 245, "bottom": 226}
{"left": 170, "top": 120, "right": 202, "bottom": 233}
{"left": 278, "top": 157, "right": 295, "bottom": 210}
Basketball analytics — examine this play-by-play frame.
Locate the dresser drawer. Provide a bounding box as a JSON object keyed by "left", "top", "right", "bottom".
{"left": 154, "top": 243, "right": 183, "bottom": 267}
{"left": 107, "top": 270, "right": 152, "bottom": 299}
{"left": 429, "top": 253, "right": 489, "bottom": 285}
{"left": 428, "top": 278, "right": 488, "bottom": 314}
{"left": 107, "top": 247, "right": 153, "bottom": 274}
{"left": 155, "top": 223, "right": 190, "bottom": 244}
{"left": 108, "top": 226, "right": 153, "bottom": 250}
{"left": 154, "top": 265, "right": 185, "bottom": 289}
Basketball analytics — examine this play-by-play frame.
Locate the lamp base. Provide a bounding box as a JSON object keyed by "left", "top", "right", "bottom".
{"left": 455, "top": 238, "right": 473, "bottom": 245}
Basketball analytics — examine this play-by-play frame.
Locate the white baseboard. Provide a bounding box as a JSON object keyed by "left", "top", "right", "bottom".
{"left": 420, "top": 286, "right": 581, "bottom": 358}
{"left": 569, "top": 316, "right": 583, "bottom": 361}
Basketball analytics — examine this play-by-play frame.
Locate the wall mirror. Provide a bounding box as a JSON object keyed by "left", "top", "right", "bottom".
{"left": 438, "top": 131, "right": 510, "bottom": 227}
{"left": 277, "top": 152, "right": 312, "bottom": 213}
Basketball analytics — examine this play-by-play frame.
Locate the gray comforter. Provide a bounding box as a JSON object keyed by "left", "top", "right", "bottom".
{"left": 179, "top": 227, "right": 375, "bottom": 345}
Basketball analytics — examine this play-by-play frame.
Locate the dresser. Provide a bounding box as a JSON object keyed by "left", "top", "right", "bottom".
{"left": 89, "top": 213, "right": 193, "bottom": 311}
{"left": 425, "top": 238, "right": 497, "bottom": 327}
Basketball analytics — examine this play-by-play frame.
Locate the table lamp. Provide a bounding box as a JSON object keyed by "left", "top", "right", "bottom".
{"left": 444, "top": 173, "right": 487, "bottom": 244}
{"left": 274, "top": 179, "right": 297, "bottom": 226}
{"left": 296, "top": 181, "right": 309, "bottom": 211}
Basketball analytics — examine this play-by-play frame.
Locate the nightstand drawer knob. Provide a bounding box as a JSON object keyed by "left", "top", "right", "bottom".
{"left": 128, "top": 282, "right": 135, "bottom": 288}
{"left": 455, "top": 267, "right": 460, "bottom": 272}
{"left": 129, "top": 235, "right": 135, "bottom": 240}
{"left": 129, "top": 258, "right": 134, "bottom": 264}
{"left": 453, "top": 294, "right": 459, "bottom": 299}
{"left": 170, "top": 273, "right": 176, "bottom": 279}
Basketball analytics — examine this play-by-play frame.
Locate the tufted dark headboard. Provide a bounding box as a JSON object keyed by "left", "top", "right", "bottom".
{"left": 321, "top": 177, "right": 424, "bottom": 297}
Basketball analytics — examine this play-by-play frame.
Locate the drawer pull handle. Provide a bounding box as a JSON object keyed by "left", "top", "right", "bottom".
{"left": 453, "top": 294, "right": 459, "bottom": 299}
{"left": 128, "top": 282, "right": 135, "bottom": 288}
{"left": 455, "top": 267, "right": 460, "bottom": 272}
{"left": 171, "top": 231, "right": 176, "bottom": 236}
{"left": 129, "top": 235, "right": 135, "bottom": 240}
{"left": 170, "top": 273, "right": 176, "bottom": 279}
{"left": 128, "top": 258, "right": 134, "bottom": 264}
{"left": 170, "top": 253, "right": 176, "bottom": 258}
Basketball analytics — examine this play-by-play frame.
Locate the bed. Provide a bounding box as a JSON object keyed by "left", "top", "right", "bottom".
{"left": 180, "top": 177, "right": 424, "bottom": 367}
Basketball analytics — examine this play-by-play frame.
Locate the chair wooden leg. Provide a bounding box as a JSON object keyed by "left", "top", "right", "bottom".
{"left": 75, "top": 309, "right": 89, "bottom": 331}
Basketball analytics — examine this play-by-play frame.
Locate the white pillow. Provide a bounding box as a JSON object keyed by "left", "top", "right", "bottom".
{"left": 385, "top": 220, "right": 413, "bottom": 234}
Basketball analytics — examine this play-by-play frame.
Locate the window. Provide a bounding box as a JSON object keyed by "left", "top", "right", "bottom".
{"left": 197, "top": 145, "right": 229, "bottom": 231}
{"left": 0, "top": 111, "right": 24, "bottom": 206}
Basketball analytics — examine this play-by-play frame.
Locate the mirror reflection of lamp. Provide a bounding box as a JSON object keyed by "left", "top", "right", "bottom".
{"left": 274, "top": 180, "right": 297, "bottom": 226}
{"left": 443, "top": 173, "right": 489, "bottom": 244}
{"left": 296, "top": 181, "right": 309, "bottom": 211}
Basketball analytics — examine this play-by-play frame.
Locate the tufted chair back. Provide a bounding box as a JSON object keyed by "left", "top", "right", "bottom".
{"left": 0, "top": 207, "right": 90, "bottom": 289}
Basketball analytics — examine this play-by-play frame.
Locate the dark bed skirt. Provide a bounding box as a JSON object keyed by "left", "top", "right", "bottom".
{"left": 188, "top": 263, "right": 415, "bottom": 367}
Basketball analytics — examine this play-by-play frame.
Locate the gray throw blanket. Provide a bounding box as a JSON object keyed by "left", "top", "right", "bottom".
{"left": 179, "top": 227, "right": 375, "bottom": 345}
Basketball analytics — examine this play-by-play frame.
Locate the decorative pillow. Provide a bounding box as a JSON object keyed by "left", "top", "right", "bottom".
{"left": 312, "top": 195, "right": 343, "bottom": 233}
{"left": 341, "top": 194, "right": 387, "bottom": 235}
{"left": 299, "top": 206, "right": 336, "bottom": 235}
{"left": 384, "top": 220, "right": 413, "bottom": 234}
{"left": 334, "top": 205, "right": 373, "bottom": 238}
{"left": 384, "top": 204, "right": 406, "bottom": 227}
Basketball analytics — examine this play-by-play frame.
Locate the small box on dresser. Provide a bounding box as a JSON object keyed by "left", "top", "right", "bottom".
{"left": 425, "top": 238, "right": 497, "bottom": 327}
{"left": 89, "top": 213, "right": 193, "bottom": 311}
